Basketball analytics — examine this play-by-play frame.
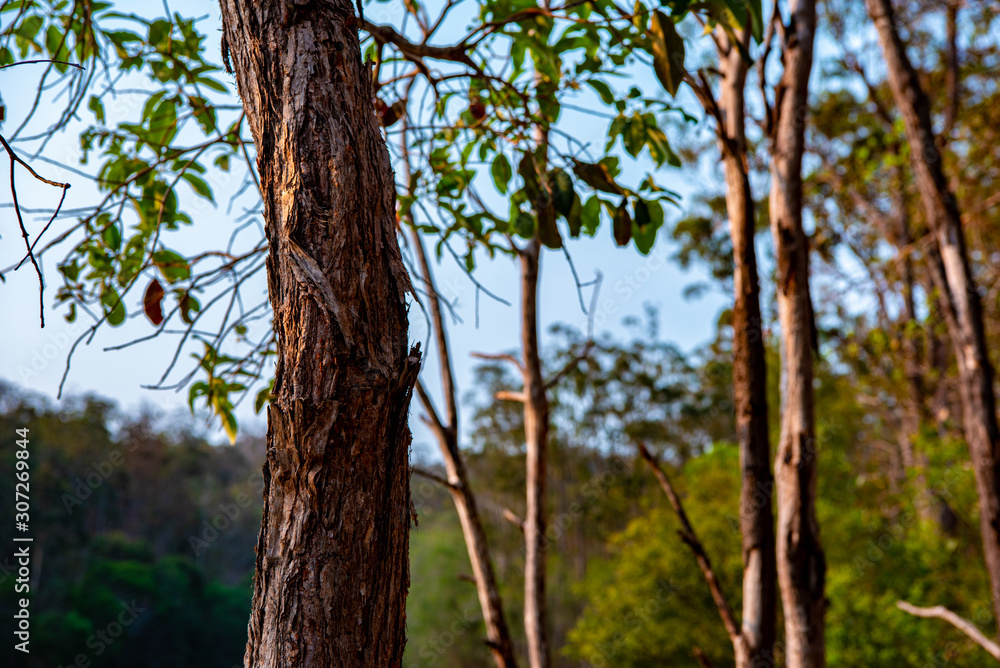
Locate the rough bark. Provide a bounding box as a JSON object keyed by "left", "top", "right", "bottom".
{"left": 521, "top": 235, "right": 551, "bottom": 668}
{"left": 218, "top": 3, "right": 420, "bottom": 666}
{"left": 716, "top": 32, "right": 777, "bottom": 668}
{"left": 868, "top": 0, "right": 1000, "bottom": 635}
{"left": 410, "top": 228, "right": 518, "bottom": 668}
{"left": 768, "top": 1, "right": 826, "bottom": 665}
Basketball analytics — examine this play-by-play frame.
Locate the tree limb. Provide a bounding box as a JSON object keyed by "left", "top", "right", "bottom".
{"left": 896, "top": 601, "right": 1000, "bottom": 660}
{"left": 638, "top": 443, "right": 741, "bottom": 642}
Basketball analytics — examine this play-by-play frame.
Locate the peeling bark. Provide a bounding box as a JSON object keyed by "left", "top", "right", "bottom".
{"left": 218, "top": 2, "right": 420, "bottom": 666}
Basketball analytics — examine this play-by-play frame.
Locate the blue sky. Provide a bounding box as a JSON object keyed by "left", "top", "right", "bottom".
{"left": 0, "top": 0, "right": 729, "bottom": 452}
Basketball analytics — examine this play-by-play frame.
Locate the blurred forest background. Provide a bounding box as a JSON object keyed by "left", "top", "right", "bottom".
{"left": 2, "top": 0, "right": 1000, "bottom": 666}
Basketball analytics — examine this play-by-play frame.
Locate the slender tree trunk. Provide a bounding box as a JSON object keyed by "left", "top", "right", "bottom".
{"left": 716, "top": 34, "right": 777, "bottom": 668}
{"left": 768, "top": 1, "right": 825, "bottom": 665}
{"left": 868, "top": 0, "right": 1000, "bottom": 634}
{"left": 218, "top": 3, "right": 420, "bottom": 666}
{"left": 521, "top": 235, "right": 551, "bottom": 668}
{"left": 410, "top": 228, "right": 519, "bottom": 668}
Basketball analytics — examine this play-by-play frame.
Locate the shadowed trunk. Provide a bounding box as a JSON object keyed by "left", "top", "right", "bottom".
{"left": 867, "top": 0, "right": 1000, "bottom": 635}
{"left": 768, "top": 1, "right": 826, "bottom": 665}
{"left": 716, "top": 31, "right": 777, "bottom": 668}
{"left": 218, "top": 2, "right": 420, "bottom": 665}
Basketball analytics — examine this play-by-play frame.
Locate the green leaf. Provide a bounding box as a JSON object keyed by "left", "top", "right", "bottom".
{"left": 586, "top": 79, "right": 615, "bottom": 105}
{"left": 181, "top": 172, "right": 214, "bottom": 202}
{"left": 649, "top": 11, "right": 686, "bottom": 97}
{"left": 491, "top": 154, "right": 512, "bottom": 194}
{"left": 101, "top": 285, "right": 126, "bottom": 326}
{"left": 152, "top": 249, "right": 190, "bottom": 282}
{"left": 254, "top": 385, "right": 271, "bottom": 414}
{"left": 148, "top": 19, "right": 172, "bottom": 49}
{"left": 748, "top": 0, "right": 764, "bottom": 42}
{"left": 582, "top": 196, "right": 602, "bottom": 236}
{"left": 101, "top": 223, "right": 121, "bottom": 251}
{"left": 142, "top": 90, "right": 167, "bottom": 121}
{"left": 551, "top": 168, "right": 575, "bottom": 216}
{"left": 218, "top": 402, "right": 238, "bottom": 445}
{"left": 88, "top": 95, "right": 106, "bottom": 125}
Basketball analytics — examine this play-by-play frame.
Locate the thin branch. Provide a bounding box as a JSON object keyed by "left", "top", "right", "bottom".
{"left": 0, "top": 133, "right": 71, "bottom": 326}
{"left": 411, "top": 466, "right": 459, "bottom": 491}
{"left": 471, "top": 351, "right": 523, "bottom": 371}
{"left": 896, "top": 601, "right": 1000, "bottom": 660}
{"left": 494, "top": 390, "right": 526, "bottom": 402}
{"left": 0, "top": 59, "right": 83, "bottom": 70}
{"left": 693, "top": 647, "right": 716, "bottom": 668}
{"left": 637, "top": 443, "right": 741, "bottom": 642}
{"left": 415, "top": 379, "right": 450, "bottom": 446}
{"left": 502, "top": 507, "right": 525, "bottom": 533}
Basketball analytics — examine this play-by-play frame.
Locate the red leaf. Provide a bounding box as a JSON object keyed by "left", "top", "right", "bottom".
{"left": 143, "top": 279, "right": 165, "bottom": 325}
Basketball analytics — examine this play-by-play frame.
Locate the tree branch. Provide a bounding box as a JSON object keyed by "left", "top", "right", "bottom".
{"left": 472, "top": 351, "right": 524, "bottom": 371}
{"left": 896, "top": 601, "right": 1000, "bottom": 660}
{"left": 637, "top": 443, "right": 741, "bottom": 642}
{"left": 411, "top": 466, "right": 459, "bottom": 491}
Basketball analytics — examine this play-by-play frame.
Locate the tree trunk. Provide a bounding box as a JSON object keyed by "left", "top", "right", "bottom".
{"left": 521, "top": 235, "right": 551, "bottom": 668}
{"left": 868, "top": 0, "right": 1000, "bottom": 635}
{"left": 410, "top": 228, "right": 519, "bottom": 668}
{"left": 218, "top": 3, "right": 420, "bottom": 666}
{"left": 768, "top": 1, "right": 826, "bottom": 665}
{"left": 716, "top": 33, "right": 777, "bottom": 668}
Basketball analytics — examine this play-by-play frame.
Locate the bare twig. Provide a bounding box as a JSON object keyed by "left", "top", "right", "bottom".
{"left": 411, "top": 466, "right": 459, "bottom": 491}
{"left": 637, "top": 443, "right": 741, "bottom": 642}
{"left": 896, "top": 601, "right": 1000, "bottom": 660}
{"left": 494, "top": 390, "right": 526, "bottom": 402}
{"left": 0, "top": 133, "right": 72, "bottom": 326}
{"left": 471, "top": 351, "right": 523, "bottom": 371}
{"left": 693, "top": 647, "right": 716, "bottom": 668}
{"left": 502, "top": 507, "right": 525, "bottom": 532}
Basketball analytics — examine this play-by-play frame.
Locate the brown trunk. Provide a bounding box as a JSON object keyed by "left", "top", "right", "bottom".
{"left": 218, "top": 3, "right": 420, "bottom": 666}
{"left": 521, "top": 235, "right": 551, "bottom": 668}
{"left": 716, "top": 33, "right": 777, "bottom": 668}
{"left": 768, "top": 1, "right": 826, "bottom": 665}
{"left": 410, "top": 228, "right": 519, "bottom": 668}
{"left": 868, "top": 0, "right": 1000, "bottom": 634}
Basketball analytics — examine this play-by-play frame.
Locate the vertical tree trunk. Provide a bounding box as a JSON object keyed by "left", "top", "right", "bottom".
{"left": 521, "top": 235, "right": 551, "bottom": 668}
{"left": 768, "top": 1, "right": 826, "bottom": 665}
{"left": 218, "top": 3, "right": 420, "bottom": 666}
{"left": 867, "top": 0, "right": 1000, "bottom": 634}
{"left": 410, "top": 228, "right": 519, "bottom": 668}
{"left": 716, "top": 33, "right": 777, "bottom": 668}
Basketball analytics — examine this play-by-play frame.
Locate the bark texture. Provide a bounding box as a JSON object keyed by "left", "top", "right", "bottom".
{"left": 410, "top": 229, "right": 518, "bottom": 668}
{"left": 218, "top": 3, "right": 420, "bottom": 666}
{"left": 868, "top": 0, "right": 1000, "bottom": 634}
{"left": 521, "top": 235, "right": 551, "bottom": 668}
{"left": 768, "top": 1, "right": 826, "bottom": 665}
{"left": 716, "top": 35, "right": 777, "bottom": 668}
